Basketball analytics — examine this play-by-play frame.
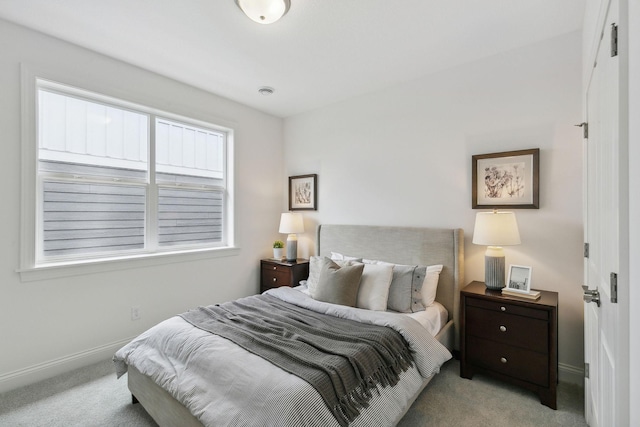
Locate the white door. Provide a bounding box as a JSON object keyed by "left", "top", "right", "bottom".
{"left": 583, "top": 0, "right": 619, "bottom": 425}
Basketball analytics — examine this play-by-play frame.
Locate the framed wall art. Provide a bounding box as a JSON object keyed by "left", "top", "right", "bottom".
{"left": 289, "top": 174, "right": 317, "bottom": 211}
{"left": 472, "top": 148, "right": 539, "bottom": 209}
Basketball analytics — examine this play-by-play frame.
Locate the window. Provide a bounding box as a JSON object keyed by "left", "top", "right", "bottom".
{"left": 33, "top": 79, "right": 232, "bottom": 266}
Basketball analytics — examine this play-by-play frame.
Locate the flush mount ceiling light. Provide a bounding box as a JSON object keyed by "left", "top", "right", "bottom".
{"left": 235, "top": 0, "right": 291, "bottom": 24}
{"left": 258, "top": 86, "right": 274, "bottom": 95}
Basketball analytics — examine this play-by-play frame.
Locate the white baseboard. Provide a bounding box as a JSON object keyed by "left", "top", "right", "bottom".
{"left": 559, "top": 362, "right": 584, "bottom": 386}
{"left": 0, "top": 336, "right": 135, "bottom": 394}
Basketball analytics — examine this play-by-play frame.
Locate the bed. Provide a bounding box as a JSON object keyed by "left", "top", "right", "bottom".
{"left": 114, "top": 224, "right": 464, "bottom": 426}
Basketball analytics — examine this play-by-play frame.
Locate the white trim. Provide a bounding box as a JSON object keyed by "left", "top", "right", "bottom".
{"left": 224, "top": 130, "right": 235, "bottom": 248}
{"left": 147, "top": 113, "right": 158, "bottom": 253}
{"left": 39, "top": 149, "right": 148, "bottom": 172}
{"left": 20, "top": 64, "right": 38, "bottom": 273}
{"left": 38, "top": 77, "right": 234, "bottom": 134}
{"left": 559, "top": 362, "right": 586, "bottom": 386}
{"left": 21, "top": 65, "right": 236, "bottom": 271}
{"left": 0, "top": 336, "right": 136, "bottom": 394}
{"left": 19, "top": 246, "right": 240, "bottom": 282}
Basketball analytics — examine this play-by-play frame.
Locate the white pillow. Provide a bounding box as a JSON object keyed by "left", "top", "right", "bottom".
{"left": 355, "top": 264, "right": 394, "bottom": 311}
{"left": 421, "top": 265, "right": 443, "bottom": 307}
{"left": 362, "top": 259, "right": 416, "bottom": 312}
{"left": 330, "top": 252, "right": 362, "bottom": 262}
{"left": 363, "top": 259, "right": 443, "bottom": 310}
{"left": 306, "top": 256, "right": 323, "bottom": 295}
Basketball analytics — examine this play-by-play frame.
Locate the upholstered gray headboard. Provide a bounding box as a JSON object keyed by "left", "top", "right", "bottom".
{"left": 316, "top": 224, "right": 464, "bottom": 350}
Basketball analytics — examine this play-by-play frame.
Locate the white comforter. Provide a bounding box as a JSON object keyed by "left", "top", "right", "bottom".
{"left": 113, "top": 287, "right": 452, "bottom": 427}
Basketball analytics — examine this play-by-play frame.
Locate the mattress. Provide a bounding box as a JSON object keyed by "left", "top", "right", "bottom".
{"left": 405, "top": 301, "right": 448, "bottom": 336}
{"left": 114, "top": 286, "right": 452, "bottom": 427}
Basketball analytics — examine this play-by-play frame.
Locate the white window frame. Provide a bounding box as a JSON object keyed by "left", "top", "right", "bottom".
{"left": 19, "top": 68, "right": 237, "bottom": 282}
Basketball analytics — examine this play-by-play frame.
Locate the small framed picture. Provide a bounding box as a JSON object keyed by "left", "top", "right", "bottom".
{"left": 472, "top": 148, "right": 539, "bottom": 209}
{"left": 506, "top": 265, "right": 532, "bottom": 293}
{"left": 289, "top": 174, "right": 317, "bottom": 211}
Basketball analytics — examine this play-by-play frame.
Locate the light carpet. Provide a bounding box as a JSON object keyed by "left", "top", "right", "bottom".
{"left": 0, "top": 358, "right": 587, "bottom": 426}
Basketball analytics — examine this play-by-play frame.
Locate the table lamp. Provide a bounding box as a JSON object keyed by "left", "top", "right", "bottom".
{"left": 472, "top": 211, "right": 521, "bottom": 290}
{"left": 279, "top": 212, "right": 304, "bottom": 261}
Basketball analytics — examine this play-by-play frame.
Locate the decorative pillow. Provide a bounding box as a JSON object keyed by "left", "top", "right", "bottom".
{"left": 310, "top": 257, "right": 364, "bottom": 307}
{"left": 355, "top": 263, "right": 394, "bottom": 311}
{"left": 363, "top": 259, "right": 442, "bottom": 312}
{"left": 310, "top": 254, "right": 364, "bottom": 295}
{"left": 421, "top": 265, "right": 444, "bottom": 307}
{"left": 362, "top": 260, "right": 414, "bottom": 312}
{"left": 306, "top": 256, "right": 324, "bottom": 295}
{"left": 410, "top": 266, "right": 427, "bottom": 312}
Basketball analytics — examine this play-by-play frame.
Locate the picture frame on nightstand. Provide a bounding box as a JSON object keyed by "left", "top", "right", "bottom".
{"left": 506, "top": 264, "right": 532, "bottom": 293}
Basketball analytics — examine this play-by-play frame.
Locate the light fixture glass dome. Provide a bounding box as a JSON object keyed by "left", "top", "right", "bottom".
{"left": 235, "top": 0, "right": 291, "bottom": 24}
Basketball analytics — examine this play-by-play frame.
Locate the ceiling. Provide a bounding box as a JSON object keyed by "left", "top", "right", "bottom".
{"left": 0, "top": 1, "right": 585, "bottom": 118}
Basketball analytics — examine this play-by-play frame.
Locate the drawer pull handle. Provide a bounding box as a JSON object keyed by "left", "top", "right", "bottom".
{"left": 499, "top": 325, "right": 507, "bottom": 332}
{"left": 500, "top": 357, "right": 507, "bottom": 364}
{"left": 273, "top": 266, "right": 277, "bottom": 270}
{"left": 272, "top": 278, "right": 277, "bottom": 282}
{"left": 500, "top": 306, "right": 506, "bottom": 312}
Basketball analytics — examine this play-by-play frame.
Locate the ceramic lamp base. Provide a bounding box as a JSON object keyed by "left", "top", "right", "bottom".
{"left": 484, "top": 246, "right": 506, "bottom": 290}
{"left": 286, "top": 236, "right": 298, "bottom": 261}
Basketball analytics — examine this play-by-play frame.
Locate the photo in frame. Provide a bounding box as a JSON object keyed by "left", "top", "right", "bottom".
{"left": 506, "top": 264, "right": 532, "bottom": 293}
{"left": 472, "top": 148, "right": 539, "bottom": 209}
{"left": 289, "top": 174, "right": 317, "bottom": 211}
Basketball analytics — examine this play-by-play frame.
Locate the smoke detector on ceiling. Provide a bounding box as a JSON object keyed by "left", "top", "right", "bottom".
{"left": 258, "top": 86, "right": 275, "bottom": 96}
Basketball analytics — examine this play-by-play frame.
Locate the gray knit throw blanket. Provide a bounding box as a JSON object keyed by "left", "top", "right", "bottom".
{"left": 179, "top": 294, "right": 414, "bottom": 426}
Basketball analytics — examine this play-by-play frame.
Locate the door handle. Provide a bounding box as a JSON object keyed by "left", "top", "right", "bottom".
{"left": 583, "top": 287, "right": 601, "bottom": 307}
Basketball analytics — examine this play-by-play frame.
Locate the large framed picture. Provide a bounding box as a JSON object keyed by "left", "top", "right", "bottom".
{"left": 472, "top": 148, "right": 539, "bottom": 209}
{"left": 506, "top": 265, "right": 532, "bottom": 293}
{"left": 289, "top": 174, "right": 317, "bottom": 211}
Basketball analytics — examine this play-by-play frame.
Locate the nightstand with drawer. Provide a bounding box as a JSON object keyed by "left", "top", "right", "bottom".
{"left": 260, "top": 259, "right": 309, "bottom": 293}
{"left": 460, "top": 281, "right": 558, "bottom": 409}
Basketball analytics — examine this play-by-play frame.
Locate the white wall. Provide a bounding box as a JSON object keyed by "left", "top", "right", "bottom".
{"left": 0, "top": 19, "right": 284, "bottom": 392}
{"left": 284, "top": 32, "right": 585, "bottom": 383}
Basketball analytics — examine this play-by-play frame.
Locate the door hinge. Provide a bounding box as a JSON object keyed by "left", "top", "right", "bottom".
{"left": 611, "top": 272, "right": 618, "bottom": 303}
{"left": 584, "top": 243, "right": 590, "bottom": 258}
{"left": 611, "top": 24, "right": 618, "bottom": 57}
{"left": 575, "top": 122, "right": 588, "bottom": 139}
{"left": 585, "top": 362, "right": 590, "bottom": 379}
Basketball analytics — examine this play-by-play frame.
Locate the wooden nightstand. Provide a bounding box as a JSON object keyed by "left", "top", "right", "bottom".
{"left": 260, "top": 259, "right": 309, "bottom": 293}
{"left": 460, "top": 281, "right": 558, "bottom": 409}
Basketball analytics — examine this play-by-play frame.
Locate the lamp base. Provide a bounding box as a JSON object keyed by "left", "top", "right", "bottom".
{"left": 484, "top": 248, "right": 506, "bottom": 290}
{"left": 285, "top": 236, "right": 298, "bottom": 262}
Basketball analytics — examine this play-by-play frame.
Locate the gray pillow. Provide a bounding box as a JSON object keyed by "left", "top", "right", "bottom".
{"left": 410, "top": 266, "right": 428, "bottom": 312}
{"left": 310, "top": 257, "right": 364, "bottom": 307}
{"left": 385, "top": 264, "right": 416, "bottom": 312}
{"left": 364, "top": 260, "right": 428, "bottom": 313}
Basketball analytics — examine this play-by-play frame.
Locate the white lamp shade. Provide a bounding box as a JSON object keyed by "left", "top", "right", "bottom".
{"left": 472, "top": 211, "right": 521, "bottom": 246}
{"left": 279, "top": 212, "right": 304, "bottom": 234}
{"left": 235, "top": 0, "right": 290, "bottom": 24}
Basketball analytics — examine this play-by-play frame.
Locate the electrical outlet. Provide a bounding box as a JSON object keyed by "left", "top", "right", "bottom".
{"left": 131, "top": 306, "right": 141, "bottom": 321}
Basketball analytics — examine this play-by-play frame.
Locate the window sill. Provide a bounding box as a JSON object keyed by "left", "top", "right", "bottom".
{"left": 18, "top": 246, "right": 241, "bottom": 282}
